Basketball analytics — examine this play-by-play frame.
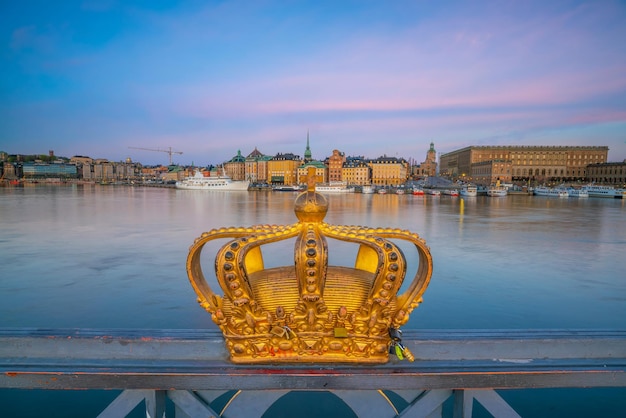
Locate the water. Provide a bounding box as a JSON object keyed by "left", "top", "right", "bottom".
{"left": 1, "top": 185, "right": 625, "bottom": 416}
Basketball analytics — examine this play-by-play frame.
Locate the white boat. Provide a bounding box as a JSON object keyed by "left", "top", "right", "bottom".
{"left": 566, "top": 188, "right": 589, "bottom": 198}
{"left": 460, "top": 185, "right": 477, "bottom": 197}
{"left": 582, "top": 185, "right": 626, "bottom": 199}
{"left": 533, "top": 186, "right": 568, "bottom": 198}
{"left": 315, "top": 182, "right": 355, "bottom": 193}
{"left": 273, "top": 185, "right": 301, "bottom": 192}
{"left": 361, "top": 185, "right": 375, "bottom": 194}
{"left": 487, "top": 185, "right": 508, "bottom": 197}
{"left": 176, "top": 171, "right": 249, "bottom": 191}
{"left": 424, "top": 189, "right": 441, "bottom": 196}
{"left": 442, "top": 189, "right": 459, "bottom": 197}
{"left": 395, "top": 188, "right": 405, "bottom": 195}
{"left": 377, "top": 188, "right": 388, "bottom": 194}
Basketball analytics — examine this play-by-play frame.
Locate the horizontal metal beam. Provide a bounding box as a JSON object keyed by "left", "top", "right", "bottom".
{"left": 2, "top": 328, "right": 625, "bottom": 391}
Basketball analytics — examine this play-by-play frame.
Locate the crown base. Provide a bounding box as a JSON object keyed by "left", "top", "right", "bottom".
{"left": 224, "top": 333, "right": 391, "bottom": 364}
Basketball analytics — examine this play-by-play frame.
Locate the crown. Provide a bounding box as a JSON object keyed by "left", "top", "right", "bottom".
{"left": 186, "top": 168, "right": 433, "bottom": 363}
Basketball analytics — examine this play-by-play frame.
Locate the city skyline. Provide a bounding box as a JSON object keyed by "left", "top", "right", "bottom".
{"left": 1, "top": 1, "right": 626, "bottom": 165}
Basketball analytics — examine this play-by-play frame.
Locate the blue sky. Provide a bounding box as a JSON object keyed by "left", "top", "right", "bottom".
{"left": 1, "top": 0, "right": 625, "bottom": 166}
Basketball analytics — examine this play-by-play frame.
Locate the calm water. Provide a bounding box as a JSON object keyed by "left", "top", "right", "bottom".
{"left": 1, "top": 185, "right": 625, "bottom": 416}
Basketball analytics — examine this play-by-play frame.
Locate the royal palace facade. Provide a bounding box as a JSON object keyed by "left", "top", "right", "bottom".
{"left": 439, "top": 145, "right": 609, "bottom": 185}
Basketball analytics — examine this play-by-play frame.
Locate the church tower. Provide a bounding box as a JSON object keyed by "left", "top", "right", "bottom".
{"left": 304, "top": 131, "right": 312, "bottom": 163}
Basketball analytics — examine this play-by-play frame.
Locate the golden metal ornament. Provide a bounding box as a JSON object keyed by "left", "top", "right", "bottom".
{"left": 186, "top": 168, "right": 433, "bottom": 363}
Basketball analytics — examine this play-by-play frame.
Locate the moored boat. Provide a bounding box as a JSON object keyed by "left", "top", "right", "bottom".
{"left": 273, "top": 185, "right": 302, "bottom": 192}
{"left": 424, "top": 188, "right": 441, "bottom": 196}
{"left": 460, "top": 185, "right": 477, "bottom": 197}
{"left": 566, "top": 188, "right": 589, "bottom": 198}
{"left": 176, "top": 171, "right": 250, "bottom": 191}
{"left": 361, "top": 185, "right": 375, "bottom": 194}
{"left": 412, "top": 187, "right": 425, "bottom": 196}
{"left": 442, "top": 189, "right": 459, "bottom": 197}
{"left": 581, "top": 184, "right": 626, "bottom": 199}
{"left": 533, "top": 186, "right": 568, "bottom": 198}
{"left": 315, "top": 182, "right": 355, "bottom": 193}
{"left": 487, "top": 185, "right": 508, "bottom": 197}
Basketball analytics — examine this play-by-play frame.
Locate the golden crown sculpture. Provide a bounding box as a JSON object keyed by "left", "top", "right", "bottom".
{"left": 187, "top": 168, "right": 433, "bottom": 364}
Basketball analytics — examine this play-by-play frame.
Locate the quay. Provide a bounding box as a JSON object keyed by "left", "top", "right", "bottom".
{"left": 2, "top": 328, "right": 626, "bottom": 417}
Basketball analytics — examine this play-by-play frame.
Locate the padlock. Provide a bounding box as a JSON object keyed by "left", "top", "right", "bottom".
{"left": 388, "top": 327, "right": 403, "bottom": 341}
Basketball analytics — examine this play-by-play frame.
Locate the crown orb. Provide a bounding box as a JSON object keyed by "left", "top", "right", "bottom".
{"left": 294, "top": 191, "right": 328, "bottom": 222}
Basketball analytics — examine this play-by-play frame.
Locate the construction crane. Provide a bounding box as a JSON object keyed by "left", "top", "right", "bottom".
{"left": 128, "top": 147, "right": 183, "bottom": 165}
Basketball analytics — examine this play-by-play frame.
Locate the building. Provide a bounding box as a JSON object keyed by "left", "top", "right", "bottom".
{"left": 327, "top": 149, "right": 345, "bottom": 182}
{"left": 370, "top": 156, "right": 409, "bottom": 186}
{"left": 267, "top": 153, "right": 302, "bottom": 186}
{"left": 342, "top": 156, "right": 371, "bottom": 186}
{"left": 439, "top": 145, "right": 609, "bottom": 185}
{"left": 413, "top": 142, "right": 437, "bottom": 178}
{"left": 586, "top": 161, "right": 626, "bottom": 186}
{"left": 224, "top": 150, "right": 246, "bottom": 181}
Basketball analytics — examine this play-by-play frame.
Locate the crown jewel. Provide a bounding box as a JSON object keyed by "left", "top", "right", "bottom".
{"left": 187, "top": 168, "right": 433, "bottom": 363}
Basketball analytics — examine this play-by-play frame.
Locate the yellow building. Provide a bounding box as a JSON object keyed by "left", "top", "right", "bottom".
{"left": 342, "top": 157, "right": 371, "bottom": 185}
{"left": 268, "top": 153, "right": 302, "bottom": 185}
{"left": 370, "top": 156, "right": 409, "bottom": 186}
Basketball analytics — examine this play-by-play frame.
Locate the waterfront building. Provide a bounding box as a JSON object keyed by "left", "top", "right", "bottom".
{"left": 342, "top": 156, "right": 371, "bottom": 186}
{"left": 470, "top": 159, "right": 513, "bottom": 186}
{"left": 440, "top": 145, "right": 609, "bottom": 184}
{"left": 413, "top": 142, "right": 438, "bottom": 178}
{"left": 267, "top": 153, "right": 302, "bottom": 186}
{"left": 370, "top": 156, "right": 409, "bottom": 186}
{"left": 224, "top": 150, "right": 246, "bottom": 181}
{"left": 587, "top": 161, "right": 626, "bottom": 186}
{"left": 327, "top": 149, "right": 346, "bottom": 182}
{"left": 21, "top": 162, "right": 78, "bottom": 180}
{"left": 244, "top": 147, "right": 266, "bottom": 184}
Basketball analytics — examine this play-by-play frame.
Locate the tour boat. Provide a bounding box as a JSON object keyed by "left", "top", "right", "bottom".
{"left": 566, "top": 188, "right": 589, "bottom": 198}
{"left": 581, "top": 185, "right": 626, "bottom": 199}
{"left": 487, "top": 185, "right": 508, "bottom": 197}
{"left": 460, "top": 185, "right": 477, "bottom": 197}
{"left": 175, "top": 171, "right": 250, "bottom": 191}
{"left": 533, "top": 186, "right": 568, "bottom": 198}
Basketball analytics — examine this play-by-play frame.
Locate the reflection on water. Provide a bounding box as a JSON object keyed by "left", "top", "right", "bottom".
{"left": 1, "top": 186, "right": 625, "bottom": 330}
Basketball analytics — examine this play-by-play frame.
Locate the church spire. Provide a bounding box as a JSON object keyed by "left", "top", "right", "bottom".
{"left": 304, "top": 130, "right": 312, "bottom": 162}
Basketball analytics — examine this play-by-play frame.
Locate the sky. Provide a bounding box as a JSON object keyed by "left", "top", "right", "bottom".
{"left": 1, "top": 0, "right": 626, "bottom": 166}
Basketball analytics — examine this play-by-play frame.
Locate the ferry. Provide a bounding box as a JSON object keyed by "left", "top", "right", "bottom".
{"left": 315, "top": 182, "right": 355, "bottom": 194}
{"left": 533, "top": 186, "right": 568, "bottom": 198}
{"left": 566, "top": 188, "right": 589, "bottom": 198}
{"left": 175, "top": 171, "right": 250, "bottom": 191}
{"left": 581, "top": 185, "right": 626, "bottom": 199}
{"left": 460, "top": 185, "right": 477, "bottom": 197}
